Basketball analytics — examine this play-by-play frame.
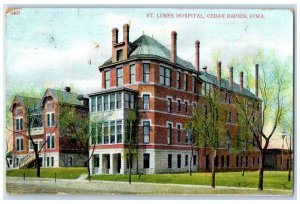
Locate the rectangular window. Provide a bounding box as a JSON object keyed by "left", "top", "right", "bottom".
{"left": 97, "top": 96, "right": 102, "bottom": 112}
{"left": 177, "top": 124, "right": 181, "bottom": 143}
{"left": 97, "top": 123, "right": 102, "bottom": 144}
{"left": 143, "top": 63, "right": 150, "bottom": 83}
{"left": 91, "top": 97, "right": 96, "bottom": 112}
{"left": 124, "top": 93, "right": 130, "bottom": 109}
{"left": 143, "top": 153, "right": 150, "bottom": 169}
{"left": 116, "top": 93, "right": 122, "bottom": 109}
{"left": 16, "top": 138, "right": 24, "bottom": 151}
{"left": 117, "top": 67, "right": 123, "bottom": 86}
{"left": 253, "top": 156, "right": 255, "bottom": 166}
{"left": 117, "top": 50, "right": 123, "bottom": 61}
{"left": 236, "top": 156, "right": 239, "bottom": 167}
{"left": 103, "top": 122, "right": 109, "bottom": 144}
{"left": 185, "top": 131, "right": 190, "bottom": 144}
{"left": 165, "top": 68, "right": 171, "bottom": 86}
{"left": 110, "top": 121, "right": 115, "bottom": 144}
{"left": 193, "top": 155, "right": 197, "bottom": 165}
{"left": 117, "top": 120, "right": 122, "bottom": 143}
{"left": 227, "top": 111, "right": 232, "bottom": 123}
{"left": 167, "top": 98, "right": 172, "bottom": 113}
{"left": 130, "top": 64, "right": 136, "bottom": 84}
{"left": 167, "top": 123, "right": 172, "bottom": 145}
{"left": 159, "top": 66, "right": 165, "bottom": 85}
{"left": 110, "top": 94, "right": 115, "bottom": 110}
{"left": 47, "top": 157, "right": 50, "bottom": 167}
{"left": 29, "top": 141, "right": 34, "bottom": 151}
{"left": 184, "top": 101, "right": 188, "bottom": 113}
{"left": 46, "top": 134, "right": 55, "bottom": 149}
{"left": 16, "top": 118, "right": 23, "bottom": 131}
{"left": 168, "top": 154, "right": 172, "bottom": 168}
{"left": 225, "top": 93, "right": 231, "bottom": 104}
{"left": 104, "top": 95, "right": 109, "bottom": 111}
{"left": 185, "top": 155, "right": 188, "bottom": 166}
{"left": 183, "top": 73, "right": 188, "bottom": 91}
{"left": 143, "top": 121, "right": 150, "bottom": 144}
{"left": 246, "top": 156, "right": 248, "bottom": 167}
{"left": 177, "top": 100, "right": 181, "bottom": 112}
{"left": 130, "top": 94, "right": 135, "bottom": 109}
{"left": 177, "top": 154, "right": 181, "bottom": 168}
{"left": 105, "top": 70, "right": 110, "bottom": 89}
{"left": 51, "top": 157, "right": 54, "bottom": 167}
{"left": 176, "top": 71, "right": 181, "bottom": 89}
{"left": 192, "top": 76, "right": 196, "bottom": 93}
{"left": 143, "top": 95, "right": 150, "bottom": 110}
{"left": 46, "top": 113, "right": 55, "bottom": 127}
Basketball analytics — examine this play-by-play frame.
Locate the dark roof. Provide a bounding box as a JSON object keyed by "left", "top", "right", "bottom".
{"left": 101, "top": 35, "right": 195, "bottom": 71}
{"left": 12, "top": 96, "right": 42, "bottom": 114}
{"left": 45, "top": 89, "right": 88, "bottom": 106}
{"left": 88, "top": 87, "right": 138, "bottom": 97}
{"left": 200, "top": 71, "right": 258, "bottom": 99}
{"left": 100, "top": 34, "right": 258, "bottom": 100}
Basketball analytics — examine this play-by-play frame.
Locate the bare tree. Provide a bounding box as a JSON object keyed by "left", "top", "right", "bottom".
{"left": 124, "top": 108, "right": 138, "bottom": 184}
{"left": 236, "top": 64, "right": 284, "bottom": 190}
{"left": 187, "top": 84, "right": 224, "bottom": 188}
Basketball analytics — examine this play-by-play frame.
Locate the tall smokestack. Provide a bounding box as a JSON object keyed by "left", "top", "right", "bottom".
{"left": 240, "top": 71, "right": 244, "bottom": 92}
{"left": 123, "top": 24, "right": 129, "bottom": 44}
{"left": 229, "top": 66, "right": 233, "bottom": 90}
{"left": 195, "top": 40, "right": 200, "bottom": 72}
{"left": 217, "top": 61, "right": 221, "bottom": 87}
{"left": 171, "top": 31, "right": 177, "bottom": 64}
{"left": 255, "top": 64, "right": 259, "bottom": 97}
{"left": 112, "top": 28, "right": 118, "bottom": 46}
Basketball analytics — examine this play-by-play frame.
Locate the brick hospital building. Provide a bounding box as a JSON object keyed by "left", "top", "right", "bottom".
{"left": 88, "top": 24, "right": 262, "bottom": 175}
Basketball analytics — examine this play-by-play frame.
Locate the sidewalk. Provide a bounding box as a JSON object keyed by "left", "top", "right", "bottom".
{"left": 5, "top": 176, "right": 293, "bottom": 196}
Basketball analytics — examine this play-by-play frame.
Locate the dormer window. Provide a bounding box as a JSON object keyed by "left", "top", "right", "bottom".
{"left": 117, "top": 50, "right": 123, "bottom": 61}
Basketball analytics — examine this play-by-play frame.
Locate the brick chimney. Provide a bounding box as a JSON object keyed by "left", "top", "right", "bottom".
{"left": 202, "top": 66, "right": 207, "bottom": 73}
{"left": 255, "top": 64, "right": 259, "bottom": 97}
{"left": 64, "top": 86, "right": 71, "bottom": 93}
{"left": 229, "top": 66, "right": 233, "bottom": 90}
{"left": 171, "top": 31, "right": 177, "bottom": 64}
{"left": 217, "top": 61, "right": 221, "bottom": 87}
{"left": 195, "top": 40, "right": 200, "bottom": 72}
{"left": 239, "top": 71, "right": 244, "bottom": 92}
{"left": 111, "top": 28, "right": 119, "bottom": 62}
{"left": 123, "top": 24, "right": 130, "bottom": 60}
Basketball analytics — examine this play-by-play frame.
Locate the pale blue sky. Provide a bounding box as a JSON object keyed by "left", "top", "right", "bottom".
{"left": 5, "top": 8, "right": 293, "bottom": 94}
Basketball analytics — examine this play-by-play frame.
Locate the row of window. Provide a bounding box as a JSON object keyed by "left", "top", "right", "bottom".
{"left": 143, "top": 121, "right": 190, "bottom": 145}
{"left": 90, "top": 120, "right": 123, "bottom": 145}
{"left": 91, "top": 93, "right": 135, "bottom": 113}
{"left": 211, "top": 155, "right": 260, "bottom": 168}
{"left": 15, "top": 113, "right": 55, "bottom": 131}
{"left": 16, "top": 134, "right": 55, "bottom": 152}
{"left": 167, "top": 154, "right": 197, "bottom": 169}
{"left": 104, "top": 63, "right": 199, "bottom": 93}
{"left": 104, "top": 64, "right": 140, "bottom": 89}
{"left": 46, "top": 156, "right": 54, "bottom": 167}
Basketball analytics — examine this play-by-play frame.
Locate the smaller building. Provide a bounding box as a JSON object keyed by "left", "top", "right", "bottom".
{"left": 265, "top": 148, "right": 292, "bottom": 171}
{"left": 10, "top": 87, "right": 89, "bottom": 169}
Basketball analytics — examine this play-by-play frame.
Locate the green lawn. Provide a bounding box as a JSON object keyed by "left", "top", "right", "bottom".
{"left": 6, "top": 167, "right": 86, "bottom": 179}
{"left": 92, "top": 171, "right": 293, "bottom": 190}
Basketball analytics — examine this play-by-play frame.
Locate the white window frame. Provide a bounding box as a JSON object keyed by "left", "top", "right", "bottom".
{"left": 46, "top": 133, "right": 55, "bottom": 149}
{"left": 46, "top": 112, "right": 55, "bottom": 127}
{"left": 15, "top": 117, "right": 23, "bottom": 131}
{"left": 16, "top": 137, "right": 24, "bottom": 152}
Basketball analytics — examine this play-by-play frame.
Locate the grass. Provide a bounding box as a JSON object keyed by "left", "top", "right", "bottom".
{"left": 6, "top": 167, "right": 86, "bottom": 179}
{"left": 91, "top": 171, "right": 293, "bottom": 190}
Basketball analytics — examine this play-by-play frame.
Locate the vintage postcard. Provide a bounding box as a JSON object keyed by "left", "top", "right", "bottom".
{"left": 4, "top": 6, "right": 294, "bottom": 197}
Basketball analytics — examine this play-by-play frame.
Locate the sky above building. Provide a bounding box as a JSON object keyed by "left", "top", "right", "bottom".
{"left": 5, "top": 8, "right": 293, "bottom": 148}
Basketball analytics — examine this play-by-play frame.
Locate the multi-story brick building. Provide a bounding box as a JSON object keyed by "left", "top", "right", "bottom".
{"left": 88, "top": 24, "right": 262, "bottom": 175}
{"left": 10, "top": 87, "right": 89, "bottom": 169}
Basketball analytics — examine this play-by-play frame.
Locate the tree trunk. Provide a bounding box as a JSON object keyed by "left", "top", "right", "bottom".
{"left": 87, "top": 161, "right": 91, "bottom": 182}
{"left": 242, "top": 152, "right": 245, "bottom": 176}
{"left": 258, "top": 152, "right": 265, "bottom": 190}
{"left": 35, "top": 152, "right": 41, "bottom": 177}
{"left": 129, "top": 149, "right": 132, "bottom": 184}
{"left": 211, "top": 149, "right": 216, "bottom": 188}
{"left": 288, "top": 152, "right": 292, "bottom": 182}
{"left": 189, "top": 147, "right": 193, "bottom": 176}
